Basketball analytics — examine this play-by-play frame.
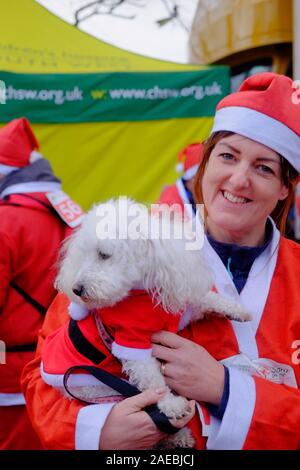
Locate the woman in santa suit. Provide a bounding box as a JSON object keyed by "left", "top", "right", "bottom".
{"left": 22, "top": 72, "right": 300, "bottom": 450}
{"left": 157, "top": 142, "right": 204, "bottom": 220}
{"left": 0, "top": 118, "right": 82, "bottom": 449}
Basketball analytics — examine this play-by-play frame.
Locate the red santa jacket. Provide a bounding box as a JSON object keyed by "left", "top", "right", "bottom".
{"left": 40, "top": 292, "right": 205, "bottom": 449}
{"left": 0, "top": 193, "right": 72, "bottom": 399}
{"left": 22, "top": 229, "right": 300, "bottom": 450}
{"left": 157, "top": 179, "right": 194, "bottom": 221}
{"left": 41, "top": 291, "right": 181, "bottom": 378}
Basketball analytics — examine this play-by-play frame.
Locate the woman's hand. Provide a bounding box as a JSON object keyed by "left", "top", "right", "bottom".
{"left": 152, "top": 331, "right": 225, "bottom": 406}
{"left": 99, "top": 388, "right": 195, "bottom": 450}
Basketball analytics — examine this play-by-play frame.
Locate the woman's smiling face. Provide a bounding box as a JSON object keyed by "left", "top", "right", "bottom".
{"left": 202, "top": 134, "right": 289, "bottom": 245}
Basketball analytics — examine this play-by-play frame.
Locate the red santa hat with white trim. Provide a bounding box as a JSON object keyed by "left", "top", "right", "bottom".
{"left": 176, "top": 142, "right": 204, "bottom": 180}
{"left": 211, "top": 72, "right": 300, "bottom": 173}
{"left": 0, "top": 117, "right": 43, "bottom": 175}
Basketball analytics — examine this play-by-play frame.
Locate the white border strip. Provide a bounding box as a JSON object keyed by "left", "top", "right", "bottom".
{"left": 211, "top": 106, "right": 300, "bottom": 172}
{"left": 0, "top": 392, "right": 26, "bottom": 406}
{"left": 40, "top": 362, "right": 110, "bottom": 388}
{"left": 176, "top": 179, "right": 194, "bottom": 221}
{"left": 206, "top": 368, "right": 256, "bottom": 450}
{"left": 182, "top": 164, "right": 199, "bottom": 181}
{"left": 234, "top": 217, "right": 280, "bottom": 357}
{"left": 75, "top": 403, "right": 115, "bottom": 450}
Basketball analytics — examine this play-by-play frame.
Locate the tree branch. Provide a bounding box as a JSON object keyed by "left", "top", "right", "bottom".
{"left": 74, "top": 0, "right": 137, "bottom": 26}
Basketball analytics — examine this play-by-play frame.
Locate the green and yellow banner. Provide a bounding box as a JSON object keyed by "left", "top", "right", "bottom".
{"left": 0, "top": 69, "right": 229, "bottom": 123}
{"left": 0, "top": 1, "right": 230, "bottom": 209}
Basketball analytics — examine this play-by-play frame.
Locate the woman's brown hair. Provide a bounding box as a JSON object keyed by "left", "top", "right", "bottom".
{"left": 193, "top": 131, "right": 299, "bottom": 235}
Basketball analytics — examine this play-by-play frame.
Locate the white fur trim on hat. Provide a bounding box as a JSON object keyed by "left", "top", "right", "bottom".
{"left": 0, "top": 163, "right": 20, "bottom": 175}
{"left": 0, "top": 152, "right": 43, "bottom": 176}
{"left": 68, "top": 302, "right": 89, "bottom": 320}
{"left": 211, "top": 106, "right": 300, "bottom": 172}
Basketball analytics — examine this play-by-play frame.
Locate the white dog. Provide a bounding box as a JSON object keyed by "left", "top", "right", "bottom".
{"left": 55, "top": 198, "right": 250, "bottom": 448}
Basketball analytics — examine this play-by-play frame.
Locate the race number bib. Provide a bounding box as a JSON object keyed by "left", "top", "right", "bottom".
{"left": 221, "top": 353, "right": 298, "bottom": 388}
{"left": 46, "top": 191, "right": 84, "bottom": 228}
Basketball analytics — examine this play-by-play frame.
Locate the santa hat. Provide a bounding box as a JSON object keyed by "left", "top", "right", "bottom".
{"left": 0, "top": 117, "right": 43, "bottom": 175}
{"left": 176, "top": 142, "right": 204, "bottom": 180}
{"left": 211, "top": 72, "right": 300, "bottom": 172}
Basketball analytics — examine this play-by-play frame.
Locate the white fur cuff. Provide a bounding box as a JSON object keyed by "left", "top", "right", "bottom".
{"left": 112, "top": 342, "right": 153, "bottom": 361}
{"left": 75, "top": 403, "right": 115, "bottom": 450}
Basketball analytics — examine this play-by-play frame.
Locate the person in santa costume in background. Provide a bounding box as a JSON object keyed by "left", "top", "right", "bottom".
{"left": 0, "top": 117, "right": 83, "bottom": 449}
{"left": 22, "top": 73, "right": 300, "bottom": 450}
{"left": 157, "top": 142, "right": 203, "bottom": 219}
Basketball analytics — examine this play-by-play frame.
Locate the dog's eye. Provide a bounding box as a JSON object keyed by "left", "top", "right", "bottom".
{"left": 98, "top": 251, "right": 111, "bottom": 260}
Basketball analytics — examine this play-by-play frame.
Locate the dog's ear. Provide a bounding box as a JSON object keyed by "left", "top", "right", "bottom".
{"left": 54, "top": 228, "right": 85, "bottom": 296}
{"left": 54, "top": 234, "right": 74, "bottom": 292}
{"left": 142, "top": 215, "right": 213, "bottom": 314}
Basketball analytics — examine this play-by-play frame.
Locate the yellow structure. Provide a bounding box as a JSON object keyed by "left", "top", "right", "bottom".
{"left": 190, "top": 0, "right": 293, "bottom": 85}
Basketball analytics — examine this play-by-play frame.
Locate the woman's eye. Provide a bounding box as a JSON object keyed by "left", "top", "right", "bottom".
{"left": 257, "top": 164, "right": 274, "bottom": 174}
{"left": 220, "top": 153, "right": 234, "bottom": 161}
{"left": 98, "top": 251, "right": 111, "bottom": 260}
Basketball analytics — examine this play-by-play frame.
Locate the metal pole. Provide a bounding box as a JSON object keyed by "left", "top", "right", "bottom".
{"left": 294, "top": 0, "right": 300, "bottom": 79}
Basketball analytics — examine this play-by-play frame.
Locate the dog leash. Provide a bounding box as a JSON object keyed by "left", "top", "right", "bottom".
{"left": 65, "top": 318, "right": 179, "bottom": 434}
{"left": 63, "top": 365, "right": 179, "bottom": 435}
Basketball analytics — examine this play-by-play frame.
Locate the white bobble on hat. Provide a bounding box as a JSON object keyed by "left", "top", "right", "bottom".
{"left": 175, "top": 162, "right": 184, "bottom": 173}
{"left": 0, "top": 117, "right": 40, "bottom": 168}
{"left": 68, "top": 302, "right": 89, "bottom": 320}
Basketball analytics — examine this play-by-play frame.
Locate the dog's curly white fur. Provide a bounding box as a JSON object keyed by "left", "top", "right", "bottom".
{"left": 56, "top": 198, "right": 250, "bottom": 448}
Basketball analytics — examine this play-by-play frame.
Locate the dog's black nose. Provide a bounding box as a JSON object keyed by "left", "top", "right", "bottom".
{"left": 72, "top": 285, "right": 84, "bottom": 297}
